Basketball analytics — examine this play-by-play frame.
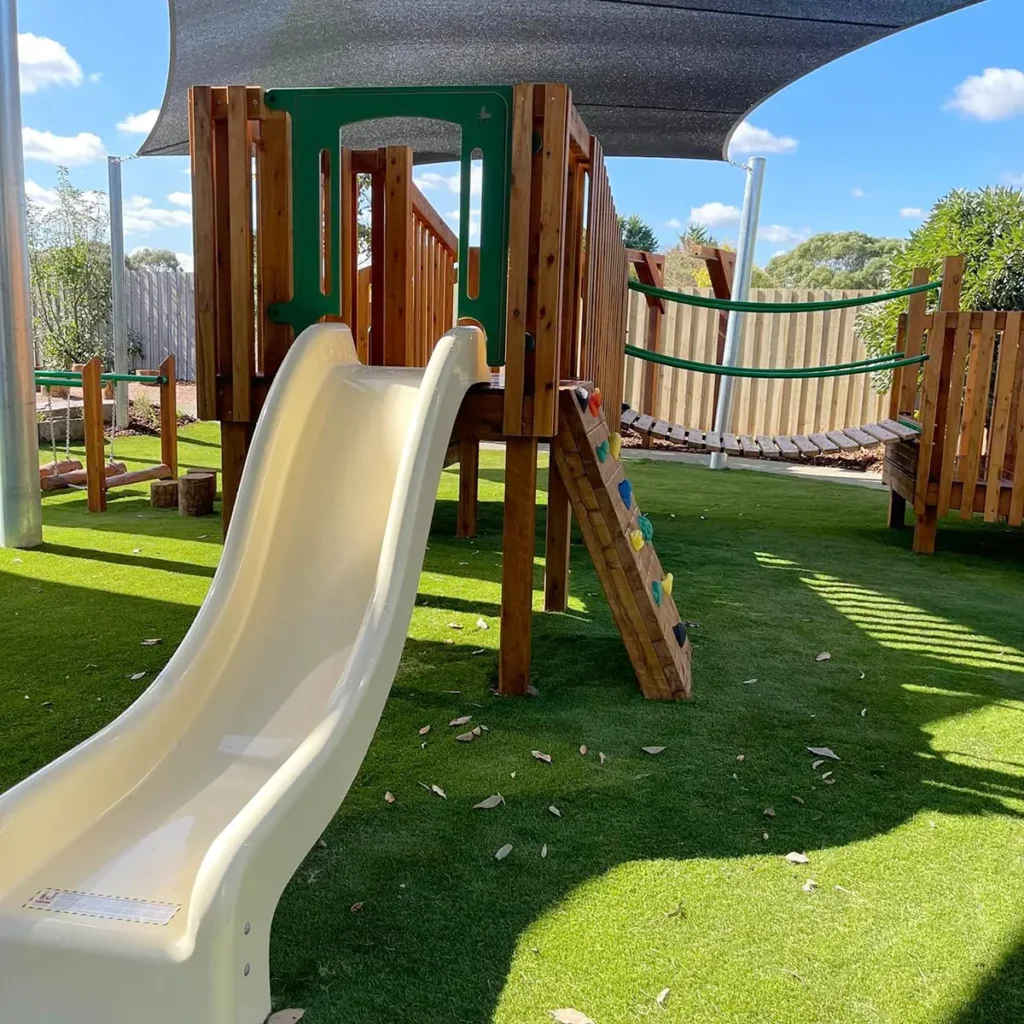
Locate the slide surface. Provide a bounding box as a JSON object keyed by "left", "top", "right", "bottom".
{"left": 0, "top": 323, "right": 489, "bottom": 1024}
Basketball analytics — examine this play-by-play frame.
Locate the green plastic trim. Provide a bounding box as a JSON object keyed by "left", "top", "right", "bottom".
{"left": 897, "top": 416, "right": 923, "bottom": 433}
{"left": 35, "top": 372, "right": 165, "bottom": 384}
{"left": 624, "top": 344, "right": 929, "bottom": 379}
{"left": 629, "top": 278, "right": 942, "bottom": 313}
{"left": 265, "top": 86, "right": 514, "bottom": 366}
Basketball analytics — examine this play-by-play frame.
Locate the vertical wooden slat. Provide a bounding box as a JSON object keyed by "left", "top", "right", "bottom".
{"left": 937, "top": 312, "right": 972, "bottom": 518}
{"left": 212, "top": 94, "right": 233, "bottom": 390}
{"left": 457, "top": 438, "right": 480, "bottom": 538}
{"left": 544, "top": 451, "right": 572, "bottom": 612}
{"left": 356, "top": 266, "right": 371, "bottom": 362}
{"left": 984, "top": 310, "right": 1021, "bottom": 520}
{"left": 339, "top": 147, "right": 358, "bottom": 331}
{"left": 958, "top": 312, "right": 997, "bottom": 519}
{"left": 383, "top": 145, "right": 414, "bottom": 366}
{"left": 226, "top": 86, "right": 254, "bottom": 421}
{"left": 369, "top": 156, "right": 386, "bottom": 366}
{"left": 159, "top": 354, "right": 178, "bottom": 478}
{"left": 82, "top": 357, "right": 106, "bottom": 512}
{"left": 1009, "top": 317, "right": 1024, "bottom": 522}
{"left": 221, "top": 422, "right": 252, "bottom": 535}
{"left": 898, "top": 267, "right": 932, "bottom": 417}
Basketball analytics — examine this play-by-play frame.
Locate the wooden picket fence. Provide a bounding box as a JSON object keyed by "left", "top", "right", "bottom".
{"left": 126, "top": 268, "right": 196, "bottom": 379}
{"left": 622, "top": 287, "right": 890, "bottom": 436}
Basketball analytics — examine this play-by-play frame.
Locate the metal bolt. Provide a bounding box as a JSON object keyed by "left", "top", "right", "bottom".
{"left": 243, "top": 922, "right": 250, "bottom": 935}
{"left": 244, "top": 963, "right": 250, "bottom": 977}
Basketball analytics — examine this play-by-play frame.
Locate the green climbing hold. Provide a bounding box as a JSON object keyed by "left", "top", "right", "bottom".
{"left": 596, "top": 440, "right": 609, "bottom": 463}
{"left": 651, "top": 580, "right": 663, "bottom": 606}
{"left": 637, "top": 514, "right": 654, "bottom": 542}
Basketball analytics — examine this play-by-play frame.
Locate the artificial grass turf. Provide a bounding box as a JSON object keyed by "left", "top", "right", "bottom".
{"left": 0, "top": 427, "right": 1022, "bottom": 1023}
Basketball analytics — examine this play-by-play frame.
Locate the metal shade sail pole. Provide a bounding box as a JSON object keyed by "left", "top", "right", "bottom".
{"left": 108, "top": 156, "right": 129, "bottom": 429}
{"left": 0, "top": 0, "right": 42, "bottom": 547}
{"left": 709, "top": 155, "right": 765, "bottom": 470}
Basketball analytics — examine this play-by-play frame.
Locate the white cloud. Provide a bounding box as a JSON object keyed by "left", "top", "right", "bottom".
{"left": 446, "top": 209, "right": 460, "bottom": 221}
{"left": 122, "top": 195, "right": 192, "bottom": 233}
{"left": 413, "top": 164, "right": 482, "bottom": 197}
{"left": 944, "top": 68, "right": 1024, "bottom": 121}
{"left": 88, "top": 72, "right": 102, "bottom": 83}
{"left": 18, "top": 33, "right": 82, "bottom": 93}
{"left": 22, "top": 127, "right": 105, "bottom": 165}
{"left": 24, "top": 179, "right": 59, "bottom": 211}
{"left": 665, "top": 218, "right": 685, "bottom": 229}
{"left": 175, "top": 252, "right": 194, "bottom": 273}
{"left": 757, "top": 224, "right": 809, "bottom": 246}
{"left": 728, "top": 121, "right": 798, "bottom": 156}
{"left": 167, "top": 190, "right": 191, "bottom": 208}
{"left": 1004, "top": 172, "right": 1024, "bottom": 186}
{"left": 851, "top": 188, "right": 867, "bottom": 199}
{"left": 689, "top": 202, "right": 741, "bottom": 227}
{"left": 117, "top": 109, "right": 160, "bottom": 134}
{"left": 900, "top": 207, "right": 924, "bottom": 219}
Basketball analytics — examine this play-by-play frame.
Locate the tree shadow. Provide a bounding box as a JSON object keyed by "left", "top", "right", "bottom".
{"left": 949, "top": 930, "right": 1024, "bottom": 1023}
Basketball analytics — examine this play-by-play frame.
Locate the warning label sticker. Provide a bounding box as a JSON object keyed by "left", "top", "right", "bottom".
{"left": 24, "top": 889, "right": 180, "bottom": 926}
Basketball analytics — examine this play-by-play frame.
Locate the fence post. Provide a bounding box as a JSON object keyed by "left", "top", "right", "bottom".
{"left": 82, "top": 357, "right": 106, "bottom": 512}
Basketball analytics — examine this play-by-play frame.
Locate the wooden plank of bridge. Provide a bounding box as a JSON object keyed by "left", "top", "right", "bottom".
{"left": 756, "top": 435, "right": 780, "bottom": 459}
{"left": 984, "top": 309, "right": 1021, "bottom": 522}
{"left": 723, "top": 433, "right": 741, "bottom": 456}
{"left": 650, "top": 419, "right": 673, "bottom": 441}
{"left": 666, "top": 423, "right": 688, "bottom": 446}
{"left": 808, "top": 432, "right": 839, "bottom": 453}
{"left": 861, "top": 422, "right": 899, "bottom": 444}
{"left": 958, "top": 311, "right": 997, "bottom": 520}
{"left": 791, "top": 434, "right": 817, "bottom": 457}
{"left": 739, "top": 435, "right": 760, "bottom": 458}
{"left": 878, "top": 418, "right": 920, "bottom": 442}
{"left": 684, "top": 428, "right": 707, "bottom": 450}
{"left": 774, "top": 435, "right": 801, "bottom": 460}
{"left": 825, "top": 429, "right": 860, "bottom": 452}
{"left": 621, "top": 407, "right": 639, "bottom": 430}
{"left": 704, "top": 430, "right": 723, "bottom": 452}
{"left": 937, "top": 311, "right": 972, "bottom": 518}
{"left": 842, "top": 426, "right": 879, "bottom": 448}
{"left": 634, "top": 413, "right": 655, "bottom": 436}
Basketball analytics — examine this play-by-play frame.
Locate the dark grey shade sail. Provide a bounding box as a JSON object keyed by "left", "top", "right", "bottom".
{"left": 142, "top": 0, "right": 981, "bottom": 161}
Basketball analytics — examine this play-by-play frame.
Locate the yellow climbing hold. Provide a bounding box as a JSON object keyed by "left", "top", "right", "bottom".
{"left": 629, "top": 529, "right": 645, "bottom": 551}
{"left": 663, "top": 573, "right": 674, "bottom": 597}
{"left": 609, "top": 431, "right": 623, "bottom": 460}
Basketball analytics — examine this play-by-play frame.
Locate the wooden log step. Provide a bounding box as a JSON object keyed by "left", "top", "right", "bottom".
{"left": 723, "top": 434, "right": 741, "bottom": 456}
{"left": 39, "top": 459, "right": 82, "bottom": 480}
{"left": 105, "top": 464, "right": 172, "bottom": 490}
{"left": 808, "top": 432, "right": 839, "bottom": 453}
{"left": 739, "top": 435, "right": 761, "bottom": 458}
{"left": 861, "top": 422, "right": 899, "bottom": 444}
{"left": 879, "top": 417, "right": 921, "bottom": 441}
{"left": 825, "top": 430, "right": 860, "bottom": 452}
{"left": 40, "top": 462, "right": 127, "bottom": 491}
{"left": 756, "top": 435, "right": 780, "bottom": 459}
{"left": 773, "top": 435, "right": 801, "bottom": 461}
{"left": 178, "top": 471, "right": 216, "bottom": 516}
{"left": 791, "top": 435, "right": 818, "bottom": 457}
{"left": 842, "top": 426, "right": 881, "bottom": 448}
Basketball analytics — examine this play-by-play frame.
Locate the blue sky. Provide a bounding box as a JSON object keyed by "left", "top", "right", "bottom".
{"left": 16, "top": 0, "right": 1024, "bottom": 270}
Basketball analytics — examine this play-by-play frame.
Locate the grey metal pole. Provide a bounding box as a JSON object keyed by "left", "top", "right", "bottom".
{"left": 0, "top": 0, "right": 43, "bottom": 548}
{"left": 709, "top": 156, "right": 766, "bottom": 470}
{"left": 108, "top": 156, "right": 129, "bottom": 428}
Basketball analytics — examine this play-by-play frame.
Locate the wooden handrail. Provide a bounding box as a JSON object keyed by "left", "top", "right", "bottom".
{"left": 412, "top": 185, "right": 458, "bottom": 254}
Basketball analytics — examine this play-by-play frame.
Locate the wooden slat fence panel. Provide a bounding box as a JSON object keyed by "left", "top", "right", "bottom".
{"left": 126, "top": 268, "right": 197, "bottom": 380}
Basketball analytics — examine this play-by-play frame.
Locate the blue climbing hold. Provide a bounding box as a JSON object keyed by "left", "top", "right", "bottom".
{"left": 673, "top": 622, "right": 688, "bottom": 647}
{"left": 618, "top": 479, "right": 633, "bottom": 509}
{"left": 651, "top": 580, "right": 663, "bottom": 606}
{"left": 596, "top": 440, "right": 610, "bottom": 463}
{"left": 574, "top": 386, "right": 590, "bottom": 411}
{"left": 637, "top": 514, "right": 654, "bottom": 542}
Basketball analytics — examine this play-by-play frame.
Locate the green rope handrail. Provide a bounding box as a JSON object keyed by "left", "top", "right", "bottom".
{"left": 624, "top": 344, "right": 929, "bottom": 379}
{"left": 629, "top": 277, "right": 942, "bottom": 313}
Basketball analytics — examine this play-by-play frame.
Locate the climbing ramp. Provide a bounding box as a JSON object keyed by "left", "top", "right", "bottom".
{"left": 552, "top": 386, "right": 692, "bottom": 700}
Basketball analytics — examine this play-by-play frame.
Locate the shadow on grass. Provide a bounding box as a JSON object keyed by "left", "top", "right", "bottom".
{"left": 41, "top": 542, "right": 217, "bottom": 579}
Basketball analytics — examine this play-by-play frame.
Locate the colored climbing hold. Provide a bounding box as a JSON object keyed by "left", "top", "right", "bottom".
{"left": 637, "top": 514, "right": 654, "bottom": 542}
{"left": 630, "top": 529, "right": 645, "bottom": 552}
{"left": 662, "top": 572, "right": 674, "bottom": 597}
{"left": 596, "top": 440, "right": 610, "bottom": 462}
{"left": 673, "top": 622, "right": 688, "bottom": 647}
{"left": 651, "top": 580, "right": 663, "bottom": 605}
{"left": 574, "top": 386, "right": 590, "bottom": 411}
{"left": 609, "top": 432, "right": 623, "bottom": 460}
{"left": 618, "top": 479, "right": 633, "bottom": 509}
{"left": 588, "top": 388, "right": 602, "bottom": 417}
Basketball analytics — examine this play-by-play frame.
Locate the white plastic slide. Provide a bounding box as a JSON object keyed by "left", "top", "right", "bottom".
{"left": 0, "top": 323, "right": 489, "bottom": 1024}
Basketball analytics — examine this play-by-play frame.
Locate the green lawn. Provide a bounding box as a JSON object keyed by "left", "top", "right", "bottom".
{"left": 2, "top": 426, "right": 1023, "bottom": 1024}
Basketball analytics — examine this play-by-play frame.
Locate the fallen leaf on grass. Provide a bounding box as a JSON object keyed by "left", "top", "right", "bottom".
{"left": 129, "top": 672, "right": 146, "bottom": 681}
{"left": 419, "top": 725, "right": 431, "bottom": 735}
{"left": 785, "top": 851, "right": 810, "bottom": 864}
{"left": 822, "top": 778, "right": 836, "bottom": 785}
{"left": 802, "top": 879, "right": 817, "bottom": 893}
{"left": 579, "top": 745, "right": 588, "bottom": 756}
{"left": 665, "top": 903, "right": 686, "bottom": 919}
{"left": 656, "top": 987, "right": 670, "bottom": 1007}
{"left": 527, "top": 684, "right": 541, "bottom": 697}
{"left": 807, "top": 746, "right": 840, "bottom": 761}
{"left": 476, "top": 618, "right": 489, "bottom": 630}
{"left": 815, "top": 652, "right": 831, "bottom": 662}
{"left": 131, "top": 548, "right": 141, "bottom": 554}
{"left": 549, "top": 806, "right": 562, "bottom": 818}
{"left": 495, "top": 844, "right": 513, "bottom": 861}
{"left": 267, "top": 1011, "right": 305, "bottom": 1024}
{"left": 642, "top": 746, "right": 666, "bottom": 755}
{"left": 811, "top": 759, "right": 825, "bottom": 769}
{"left": 820, "top": 770, "right": 833, "bottom": 780}
{"left": 471, "top": 648, "right": 486, "bottom": 655}
{"left": 764, "top": 807, "right": 776, "bottom": 818}
{"left": 350, "top": 902, "right": 363, "bottom": 912}
{"left": 430, "top": 785, "right": 447, "bottom": 799}
{"left": 550, "top": 1010, "right": 593, "bottom": 1024}
{"left": 456, "top": 731, "right": 475, "bottom": 743}
{"left": 742, "top": 678, "right": 758, "bottom": 685}
{"left": 541, "top": 844, "right": 548, "bottom": 859}
{"left": 448, "top": 623, "right": 463, "bottom": 630}
{"left": 860, "top": 708, "right": 867, "bottom": 717}
{"left": 384, "top": 791, "right": 395, "bottom": 804}
{"left": 474, "top": 795, "right": 503, "bottom": 809}
{"left": 736, "top": 754, "right": 745, "bottom": 762}
{"left": 140, "top": 638, "right": 162, "bottom": 646}
{"left": 442, "top": 690, "right": 461, "bottom": 694}
{"left": 417, "top": 782, "right": 431, "bottom": 791}
{"left": 532, "top": 750, "right": 552, "bottom": 764}
{"left": 858, "top": 670, "right": 866, "bottom": 680}
{"left": 791, "top": 795, "right": 805, "bottom": 806}
{"left": 599, "top": 752, "right": 607, "bottom": 765}
{"left": 450, "top": 715, "right": 472, "bottom": 727}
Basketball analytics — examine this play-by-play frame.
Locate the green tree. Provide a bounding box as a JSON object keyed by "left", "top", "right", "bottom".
{"left": 126, "top": 247, "right": 181, "bottom": 271}
{"left": 766, "top": 231, "right": 902, "bottom": 290}
{"left": 27, "top": 167, "right": 112, "bottom": 369}
{"left": 681, "top": 222, "right": 717, "bottom": 248}
{"left": 619, "top": 213, "right": 659, "bottom": 253}
{"left": 857, "top": 187, "right": 1024, "bottom": 361}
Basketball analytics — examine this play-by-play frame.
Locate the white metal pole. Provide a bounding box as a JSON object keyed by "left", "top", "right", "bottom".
{"left": 108, "top": 156, "right": 129, "bottom": 428}
{"left": 709, "top": 155, "right": 766, "bottom": 470}
{"left": 0, "top": 0, "right": 43, "bottom": 548}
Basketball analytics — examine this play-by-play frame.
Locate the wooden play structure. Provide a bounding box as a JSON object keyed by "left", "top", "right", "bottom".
{"left": 884, "top": 257, "right": 1024, "bottom": 553}
{"left": 188, "top": 82, "right": 690, "bottom": 699}
{"left": 36, "top": 356, "right": 178, "bottom": 511}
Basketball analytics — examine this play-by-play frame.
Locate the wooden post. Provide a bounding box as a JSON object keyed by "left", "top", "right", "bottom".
{"left": 189, "top": 86, "right": 217, "bottom": 420}
{"left": 369, "top": 152, "right": 386, "bottom": 365}
{"left": 897, "top": 267, "right": 932, "bottom": 418}
{"left": 220, "top": 422, "right": 251, "bottom": 535}
{"left": 887, "top": 492, "right": 907, "bottom": 528}
{"left": 543, "top": 458, "right": 572, "bottom": 612}
{"left": 706, "top": 246, "right": 736, "bottom": 423}
{"left": 159, "top": 354, "right": 177, "bottom": 478}
{"left": 383, "top": 146, "right": 414, "bottom": 366}
{"left": 499, "top": 437, "right": 538, "bottom": 695}
{"left": 82, "top": 356, "right": 106, "bottom": 512}
{"left": 456, "top": 438, "right": 480, "bottom": 539}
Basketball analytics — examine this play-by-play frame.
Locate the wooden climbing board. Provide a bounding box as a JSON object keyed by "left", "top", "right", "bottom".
{"left": 552, "top": 385, "right": 693, "bottom": 700}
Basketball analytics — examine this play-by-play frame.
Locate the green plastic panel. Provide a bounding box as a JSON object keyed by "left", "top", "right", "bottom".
{"left": 264, "top": 86, "right": 513, "bottom": 365}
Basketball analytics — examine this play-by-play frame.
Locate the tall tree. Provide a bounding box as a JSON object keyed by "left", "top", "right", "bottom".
{"left": 26, "top": 167, "right": 112, "bottom": 369}
{"left": 681, "top": 222, "right": 716, "bottom": 248}
{"left": 619, "top": 213, "right": 659, "bottom": 253}
{"left": 766, "top": 232, "right": 903, "bottom": 290}
{"left": 857, "top": 187, "right": 1024, "bottom": 360}
{"left": 126, "top": 248, "right": 181, "bottom": 271}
